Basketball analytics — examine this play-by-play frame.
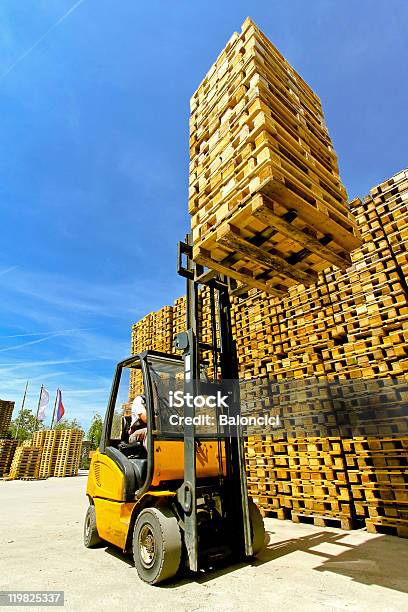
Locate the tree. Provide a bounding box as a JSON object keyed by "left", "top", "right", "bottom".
{"left": 53, "top": 417, "right": 83, "bottom": 432}
{"left": 8, "top": 409, "right": 44, "bottom": 442}
{"left": 87, "top": 413, "right": 103, "bottom": 449}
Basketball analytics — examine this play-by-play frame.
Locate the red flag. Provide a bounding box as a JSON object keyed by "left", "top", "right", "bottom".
{"left": 56, "top": 389, "right": 65, "bottom": 423}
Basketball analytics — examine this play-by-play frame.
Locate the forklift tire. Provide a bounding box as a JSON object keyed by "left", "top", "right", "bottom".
{"left": 249, "top": 499, "right": 266, "bottom": 556}
{"left": 84, "top": 504, "right": 102, "bottom": 548}
{"left": 133, "top": 507, "right": 182, "bottom": 585}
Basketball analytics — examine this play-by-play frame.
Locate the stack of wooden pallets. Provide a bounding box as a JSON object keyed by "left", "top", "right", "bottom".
{"left": 131, "top": 314, "right": 154, "bottom": 354}
{"left": 344, "top": 437, "right": 408, "bottom": 538}
{"left": 246, "top": 435, "right": 290, "bottom": 518}
{"left": 198, "top": 286, "right": 219, "bottom": 378}
{"left": 329, "top": 379, "right": 408, "bottom": 440}
{"left": 235, "top": 170, "right": 407, "bottom": 536}
{"left": 246, "top": 436, "right": 352, "bottom": 528}
{"left": 129, "top": 314, "right": 153, "bottom": 400}
{"left": 38, "top": 430, "right": 62, "bottom": 479}
{"left": 172, "top": 296, "right": 186, "bottom": 353}
{"left": 129, "top": 306, "right": 174, "bottom": 400}
{"left": 232, "top": 289, "right": 281, "bottom": 376}
{"left": 369, "top": 169, "right": 408, "bottom": 280}
{"left": 152, "top": 306, "right": 174, "bottom": 353}
{"left": 267, "top": 282, "right": 335, "bottom": 380}
{"left": 54, "top": 429, "right": 83, "bottom": 477}
{"left": 0, "top": 400, "right": 15, "bottom": 437}
{"left": 0, "top": 439, "right": 18, "bottom": 477}
{"left": 283, "top": 437, "right": 352, "bottom": 529}
{"left": 321, "top": 197, "right": 408, "bottom": 380}
{"left": 189, "top": 18, "right": 360, "bottom": 295}
{"left": 7, "top": 445, "right": 42, "bottom": 480}
{"left": 32, "top": 430, "right": 46, "bottom": 448}
{"left": 129, "top": 370, "right": 144, "bottom": 402}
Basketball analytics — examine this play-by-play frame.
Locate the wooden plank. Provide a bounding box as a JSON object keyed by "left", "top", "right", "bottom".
{"left": 216, "top": 223, "right": 318, "bottom": 286}
{"left": 250, "top": 194, "right": 351, "bottom": 269}
{"left": 194, "top": 246, "right": 287, "bottom": 297}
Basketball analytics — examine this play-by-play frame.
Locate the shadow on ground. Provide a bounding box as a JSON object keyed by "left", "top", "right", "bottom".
{"left": 257, "top": 529, "right": 408, "bottom": 594}
{"left": 102, "top": 528, "right": 408, "bottom": 594}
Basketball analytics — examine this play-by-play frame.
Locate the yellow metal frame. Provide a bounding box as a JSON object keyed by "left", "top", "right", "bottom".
{"left": 86, "top": 439, "right": 225, "bottom": 551}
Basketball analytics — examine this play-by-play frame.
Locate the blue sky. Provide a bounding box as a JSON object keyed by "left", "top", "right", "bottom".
{"left": 0, "top": 0, "right": 407, "bottom": 431}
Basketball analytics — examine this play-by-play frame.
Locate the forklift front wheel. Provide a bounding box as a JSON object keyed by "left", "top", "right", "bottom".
{"left": 133, "top": 507, "right": 182, "bottom": 585}
{"left": 249, "top": 499, "right": 266, "bottom": 556}
{"left": 84, "top": 504, "right": 102, "bottom": 548}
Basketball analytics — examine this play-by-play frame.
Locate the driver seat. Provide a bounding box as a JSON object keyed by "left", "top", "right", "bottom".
{"left": 118, "top": 439, "right": 148, "bottom": 490}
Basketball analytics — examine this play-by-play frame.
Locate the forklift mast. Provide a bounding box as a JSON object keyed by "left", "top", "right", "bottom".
{"left": 176, "top": 235, "right": 252, "bottom": 571}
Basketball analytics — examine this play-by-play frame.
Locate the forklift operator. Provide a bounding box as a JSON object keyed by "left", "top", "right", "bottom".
{"left": 128, "top": 395, "right": 147, "bottom": 447}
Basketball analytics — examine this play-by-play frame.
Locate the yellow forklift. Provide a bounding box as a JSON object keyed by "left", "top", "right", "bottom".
{"left": 84, "top": 238, "right": 265, "bottom": 584}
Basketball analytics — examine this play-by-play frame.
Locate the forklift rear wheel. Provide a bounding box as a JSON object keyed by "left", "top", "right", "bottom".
{"left": 84, "top": 504, "right": 102, "bottom": 548}
{"left": 133, "top": 507, "right": 182, "bottom": 585}
{"left": 249, "top": 499, "right": 266, "bottom": 555}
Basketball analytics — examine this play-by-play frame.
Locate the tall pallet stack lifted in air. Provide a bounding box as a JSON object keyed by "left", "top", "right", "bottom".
{"left": 189, "top": 17, "right": 360, "bottom": 296}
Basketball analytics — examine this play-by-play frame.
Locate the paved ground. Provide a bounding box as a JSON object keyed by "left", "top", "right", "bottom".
{"left": 0, "top": 475, "right": 407, "bottom": 612}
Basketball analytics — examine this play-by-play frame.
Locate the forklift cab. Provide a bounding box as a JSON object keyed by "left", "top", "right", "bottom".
{"left": 94, "top": 351, "right": 223, "bottom": 500}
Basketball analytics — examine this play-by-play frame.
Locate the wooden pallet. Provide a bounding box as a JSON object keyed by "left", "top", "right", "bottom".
{"left": 365, "top": 518, "right": 408, "bottom": 538}
{"left": 291, "top": 511, "right": 353, "bottom": 530}
{"left": 258, "top": 507, "right": 290, "bottom": 520}
{"left": 193, "top": 192, "right": 355, "bottom": 296}
{"left": 343, "top": 437, "right": 408, "bottom": 453}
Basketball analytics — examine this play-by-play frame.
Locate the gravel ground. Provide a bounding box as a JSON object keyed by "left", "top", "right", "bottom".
{"left": 1, "top": 475, "right": 407, "bottom": 611}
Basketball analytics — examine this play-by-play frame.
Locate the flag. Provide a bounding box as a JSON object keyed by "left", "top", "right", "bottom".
{"left": 56, "top": 388, "right": 65, "bottom": 423}
{"left": 37, "top": 387, "right": 49, "bottom": 421}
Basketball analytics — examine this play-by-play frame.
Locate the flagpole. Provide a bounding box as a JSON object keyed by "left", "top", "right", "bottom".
{"left": 35, "top": 385, "right": 43, "bottom": 432}
{"left": 15, "top": 380, "right": 29, "bottom": 440}
{"left": 51, "top": 389, "right": 58, "bottom": 429}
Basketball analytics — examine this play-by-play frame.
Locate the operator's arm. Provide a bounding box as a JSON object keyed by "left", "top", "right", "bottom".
{"left": 129, "top": 408, "right": 147, "bottom": 434}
